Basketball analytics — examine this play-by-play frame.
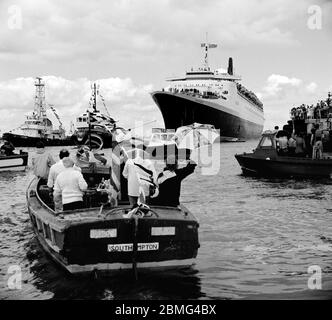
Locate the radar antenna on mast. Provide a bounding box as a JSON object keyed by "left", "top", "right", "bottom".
{"left": 200, "top": 33, "right": 217, "bottom": 69}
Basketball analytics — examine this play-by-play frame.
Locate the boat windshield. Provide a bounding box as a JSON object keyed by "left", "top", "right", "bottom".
{"left": 258, "top": 135, "right": 274, "bottom": 148}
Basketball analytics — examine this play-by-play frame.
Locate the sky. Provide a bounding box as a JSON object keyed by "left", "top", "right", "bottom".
{"left": 0, "top": 0, "right": 331, "bottom": 135}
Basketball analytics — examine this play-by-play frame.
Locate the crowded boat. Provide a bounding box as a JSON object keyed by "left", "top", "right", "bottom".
{"left": 235, "top": 93, "right": 332, "bottom": 178}
{"left": 26, "top": 139, "right": 200, "bottom": 275}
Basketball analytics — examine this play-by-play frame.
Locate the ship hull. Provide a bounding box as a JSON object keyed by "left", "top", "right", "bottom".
{"left": 2, "top": 133, "right": 74, "bottom": 147}
{"left": 151, "top": 91, "right": 263, "bottom": 140}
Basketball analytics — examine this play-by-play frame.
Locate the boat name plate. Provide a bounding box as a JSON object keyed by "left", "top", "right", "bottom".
{"left": 107, "top": 242, "right": 159, "bottom": 252}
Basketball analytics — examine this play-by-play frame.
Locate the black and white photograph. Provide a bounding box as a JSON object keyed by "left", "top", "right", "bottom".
{"left": 0, "top": 0, "right": 331, "bottom": 304}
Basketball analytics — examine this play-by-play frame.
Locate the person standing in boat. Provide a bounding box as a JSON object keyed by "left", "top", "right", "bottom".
{"left": 151, "top": 155, "right": 197, "bottom": 207}
{"left": 47, "top": 148, "right": 81, "bottom": 189}
{"left": 288, "top": 134, "right": 297, "bottom": 156}
{"left": 32, "top": 142, "right": 55, "bottom": 181}
{"left": 53, "top": 157, "right": 88, "bottom": 211}
{"left": 294, "top": 132, "right": 307, "bottom": 157}
{"left": 0, "top": 139, "right": 15, "bottom": 156}
{"left": 276, "top": 132, "right": 288, "bottom": 156}
{"left": 122, "top": 149, "right": 157, "bottom": 208}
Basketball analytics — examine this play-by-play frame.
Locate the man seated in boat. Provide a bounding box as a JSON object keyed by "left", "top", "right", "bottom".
{"left": 53, "top": 157, "right": 88, "bottom": 211}
{"left": 47, "top": 148, "right": 81, "bottom": 189}
{"left": 151, "top": 155, "right": 197, "bottom": 207}
{"left": 76, "top": 146, "right": 107, "bottom": 166}
{"left": 0, "top": 139, "right": 15, "bottom": 156}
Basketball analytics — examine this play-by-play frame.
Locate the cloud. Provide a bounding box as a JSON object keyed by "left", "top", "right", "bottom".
{"left": 259, "top": 74, "right": 329, "bottom": 130}
{"left": 306, "top": 82, "right": 318, "bottom": 93}
{"left": 0, "top": 0, "right": 309, "bottom": 66}
{"left": 0, "top": 76, "right": 163, "bottom": 134}
{"left": 260, "top": 74, "right": 302, "bottom": 98}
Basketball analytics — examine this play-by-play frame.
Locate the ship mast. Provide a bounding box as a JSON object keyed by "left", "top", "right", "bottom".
{"left": 92, "top": 82, "right": 98, "bottom": 112}
{"left": 34, "top": 77, "right": 47, "bottom": 119}
{"left": 200, "top": 33, "right": 217, "bottom": 69}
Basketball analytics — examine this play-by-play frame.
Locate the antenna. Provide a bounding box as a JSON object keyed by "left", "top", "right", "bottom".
{"left": 200, "top": 33, "right": 217, "bottom": 69}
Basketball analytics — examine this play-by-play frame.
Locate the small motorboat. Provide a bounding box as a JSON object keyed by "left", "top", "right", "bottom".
{"left": 26, "top": 165, "right": 199, "bottom": 275}
{"left": 145, "top": 128, "right": 191, "bottom": 160}
{"left": 235, "top": 130, "right": 332, "bottom": 178}
{"left": 0, "top": 151, "right": 28, "bottom": 172}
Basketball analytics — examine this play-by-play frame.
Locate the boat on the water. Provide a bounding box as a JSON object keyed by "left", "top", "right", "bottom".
{"left": 0, "top": 151, "right": 28, "bottom": 172}
{"left": 72, "top": 83, "right": 129, "bottom": 150}
{"left": 236, "top": 93, "right": 332, "bottom": 178}
{"left": 3, "top": 77, "right": 73, "bottom": 147}
{"left": 151, "top": 41, "right": 264, "bottom": 140}
{"left": 144, "top": 128, "right": 191, "bottom": 160}
{"left": 26, "top": 165, "right": 199, "bottom": 275}
{"left": 235, "top": 130, "right": 332, "bottom": 178}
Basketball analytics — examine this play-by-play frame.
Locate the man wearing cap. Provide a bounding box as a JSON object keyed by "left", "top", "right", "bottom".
{"left": 0, "top": 139, "right": 15, "bottom": 156}
{"left": 53, "top": 157, "right": 88, "bottom": 211}
{"left": 47, "top": 149, "right": 81, "bottom": 189}
{"left": 151, "top": 155, "right": 196, "bottom": 207}
{"left": 32, "top": 141, "right": 55, "bottom": 181}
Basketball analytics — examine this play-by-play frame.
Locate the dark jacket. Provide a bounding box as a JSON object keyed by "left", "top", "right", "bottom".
{"left": 152, "top": 161, "right": 196, "bottom": 207}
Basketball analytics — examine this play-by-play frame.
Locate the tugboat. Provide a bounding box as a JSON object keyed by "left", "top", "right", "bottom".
{"left": 26, "top": 161, "right": 199, "bottom": 275}
{"left": 3, "top": 77, "right": 73, "bottom": 147}
{"left": 72, "top": 83, "right": 129, "bottom": 150}
{"left": 151, "top": 40, "right": 264, "bottom": 140}
{"left": 235, "top": 93, "right": 332, "bottom": 178}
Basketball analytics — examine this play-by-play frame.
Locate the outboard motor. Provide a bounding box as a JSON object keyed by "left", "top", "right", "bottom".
{"left": 227, "top": 57, "right": 233, "bottom": 75}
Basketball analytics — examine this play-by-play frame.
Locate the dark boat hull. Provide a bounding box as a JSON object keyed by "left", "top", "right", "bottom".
{"left": 0, "top": 152, "right": 28, "bottom": 172}
{"left": 3, "top": 133, "right": 74, "bottom": 147}
{"left": 151, "top": 91, "right": 263, "bottom": 140}
{"left": 235, "top": 153, "right": 332, "bottom": 178}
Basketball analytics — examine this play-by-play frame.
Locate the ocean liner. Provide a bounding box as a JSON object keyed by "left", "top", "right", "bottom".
{"left": 3, "top": 77, "right": 73, "bottom": 146}
{"left": 151, "top": 42, "right": 265, "bottom": 140}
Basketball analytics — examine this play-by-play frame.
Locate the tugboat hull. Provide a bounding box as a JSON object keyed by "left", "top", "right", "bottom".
{"left": 3, "top": 133, "right": 74, "bottom": 147}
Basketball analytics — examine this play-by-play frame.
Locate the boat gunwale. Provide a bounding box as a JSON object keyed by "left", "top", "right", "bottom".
{"left": 27, "top": 178, "right": 198, "bottom": 231}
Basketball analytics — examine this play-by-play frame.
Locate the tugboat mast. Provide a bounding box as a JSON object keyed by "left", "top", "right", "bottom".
{"left": 92, "top": 83, "right": 98, "bottom": 112}
{"left": 34, "top": 77, "right": 47, "bottom": 119}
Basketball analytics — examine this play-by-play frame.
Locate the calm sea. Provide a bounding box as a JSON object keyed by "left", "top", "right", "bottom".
{"left": 0, "top": 141, "right": 331, "bottom": 299}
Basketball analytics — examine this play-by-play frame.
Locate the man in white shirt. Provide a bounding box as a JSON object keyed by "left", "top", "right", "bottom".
{"left": 54, "top": 157, "right": 88, "bottom": 211}
{"left": 47, "top": 149, "right": 81, "bottom": 188}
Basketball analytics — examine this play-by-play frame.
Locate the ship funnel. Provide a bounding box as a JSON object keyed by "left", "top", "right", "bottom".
{"left": 227, "top": 57, "right": 233, "bottom": 75}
